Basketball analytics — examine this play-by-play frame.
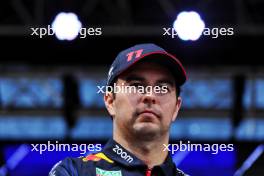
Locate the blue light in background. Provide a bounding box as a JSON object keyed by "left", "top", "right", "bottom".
{"left": 5, "top": 144, "right": 30, "bottom": 170}
{"left": 181, "top": 78, "right": 232, "bottom": 109}
{"left": 3, "top": 144, "right": 82, "bottom": 176}
{"left": 0, "top": 116, "right": 263, "bottom": 140}
{"left": 170, "top": 117, "right": 232, "bottom": 140}
{"left": 0, "top": 78, "right": 63, "bottom": 108}
{"left": 79, "top": 79, "right": 105, "bottom": 108}
{"left": 0, "top": 116, "right": 67, "bottom": 140}
{"left": 234, "top": 144, "right": 264, "bottom": 176}
{"left": 256, "top": 79, "right": 264, "bottom": 108}
{"left": 236, "top": 118, "right": 264, "bottom": 141}
{"left": 176, "top": 149, "right": 236, "bottom": 176}
{"left": 243, "top": 79, "right": 264, "bottom": 109}
{"left": 71, "top": 116, "right": 113, "bottom": 140}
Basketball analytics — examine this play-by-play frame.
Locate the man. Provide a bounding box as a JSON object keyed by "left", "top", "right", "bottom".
{"left": 49, "top": 43, "right": 188, "bottom": 176}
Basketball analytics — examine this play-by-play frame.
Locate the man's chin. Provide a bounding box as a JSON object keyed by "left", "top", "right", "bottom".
{"left": 133, "top": 123, "right": 160, "bottom": 139}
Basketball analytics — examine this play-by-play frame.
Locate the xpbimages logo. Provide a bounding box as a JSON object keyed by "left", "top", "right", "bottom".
{"left": 97, "top": 83, "right": 169, "bottom": 95}
{"left": 163, "top": 27, "right": 234, "bottom": 39}
{"left": 163, "top": 141, "right": 234, "bottom": 154}
{"left": 31, "top": 141, "right": 102, "bottom": 154}
{"left": 30, "top": 25, "right": 102, "bottom": 38}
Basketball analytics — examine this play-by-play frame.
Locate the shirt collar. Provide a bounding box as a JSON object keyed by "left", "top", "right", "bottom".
{"left": 158, "top": 154, "right": 177, "bottom": 175}
{"left": 102, "top": 139, "right": 177, "bottom": 175}
{"left": 102, "top": 139, "right": 145, "bottom": 167}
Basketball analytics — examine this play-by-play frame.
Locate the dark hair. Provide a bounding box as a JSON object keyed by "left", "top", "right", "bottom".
{"left": 175, "top": 84, "right": 181, "bottom": 98}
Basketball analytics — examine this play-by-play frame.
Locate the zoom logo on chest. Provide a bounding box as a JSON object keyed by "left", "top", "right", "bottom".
{"left": 113, "top": 145, "right": 133, "bottom": 163}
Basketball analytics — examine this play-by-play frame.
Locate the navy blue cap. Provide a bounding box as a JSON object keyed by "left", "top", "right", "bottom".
{"left": 107, "top": 43, "right": 187, "bottom": 86}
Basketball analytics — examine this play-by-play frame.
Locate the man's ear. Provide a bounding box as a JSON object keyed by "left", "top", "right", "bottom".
{"left": 104, "top": 91, "right": 116, "bottom": 117}
{"left": 172, "top": 96, "right": 182, "bottom": 122}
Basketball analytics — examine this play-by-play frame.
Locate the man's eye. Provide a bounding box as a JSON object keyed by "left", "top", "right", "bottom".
{"left": 159, "top": 84, "right": 171, "bottom": 93}
{"left": 163, "top": 85, "right": 170, "bottom": 90}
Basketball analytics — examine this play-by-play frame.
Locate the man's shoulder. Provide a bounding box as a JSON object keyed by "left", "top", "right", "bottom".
{"left": 49, "top": 152, "right": 114, "bottom": 176}
{"left": 48, "top": 156, "right": 82, "bottom": 176}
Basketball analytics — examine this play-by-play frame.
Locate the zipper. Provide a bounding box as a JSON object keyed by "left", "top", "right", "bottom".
{"left": 145, "top": 168, "right": 152, "bottom": 176}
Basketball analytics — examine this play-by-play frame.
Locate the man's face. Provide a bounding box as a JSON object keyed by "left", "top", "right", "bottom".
{"left": 104, "top": 61, "right": 182, "bottom": 140}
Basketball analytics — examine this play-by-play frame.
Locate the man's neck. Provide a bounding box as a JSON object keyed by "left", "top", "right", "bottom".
{"left": 114, "top": 131, "right": 169, "bottom": 168}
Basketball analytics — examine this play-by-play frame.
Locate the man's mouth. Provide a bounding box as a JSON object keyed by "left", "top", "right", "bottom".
{"left": 139, "top": 110, "right": 160, "bottom": 119}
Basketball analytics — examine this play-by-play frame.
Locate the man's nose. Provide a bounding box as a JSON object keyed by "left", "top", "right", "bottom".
{"left": 141, "top": 92, "right": 157, "bottom": 104}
